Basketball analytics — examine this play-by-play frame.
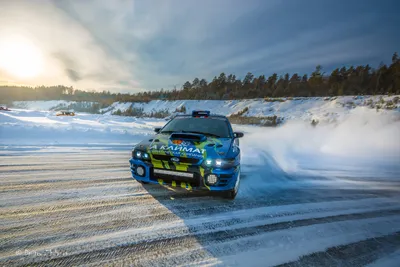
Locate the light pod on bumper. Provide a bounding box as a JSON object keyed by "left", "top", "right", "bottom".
{"left": 206, "top": 174, "right": 218, "bottom": 185}
{"left": 136, "top": 166, "right": 145, "bottom": 176}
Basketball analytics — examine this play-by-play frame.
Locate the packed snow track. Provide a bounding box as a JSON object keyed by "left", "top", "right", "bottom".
{"left": 1, "top": 146, "right": 399, "bottom": 267}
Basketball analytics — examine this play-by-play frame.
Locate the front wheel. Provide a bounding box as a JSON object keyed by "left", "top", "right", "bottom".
{"left": 222, "top": 171, "right": 240, "bottom": 200}
{"left": 222, "top": 189, "right": 237, "bottom": 199}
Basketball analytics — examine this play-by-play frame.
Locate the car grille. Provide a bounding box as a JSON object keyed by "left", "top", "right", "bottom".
{"left": 152, "top": 154, "right": 200, "bottom": 164}
{"left": 218, "top": 174, "right": 232, "bottom": 186}
{"left": 151, "top": 168, "right": 200, "bottom": 187}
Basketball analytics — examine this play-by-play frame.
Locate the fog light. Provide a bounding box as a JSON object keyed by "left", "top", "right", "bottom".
{"left": 206, "top": 174, "right": 218, "bottom": 185}
{"left": 136, "top": 166, "right": 145, "bottom": 176}
{"left": 135, "top": 151, "right": 142, "bottom": 158}
{"left": 205, "top": 159, "right": 212, "bottom": 166}
{"left": 143, "top": 153, "right": 149, "bottom": 160}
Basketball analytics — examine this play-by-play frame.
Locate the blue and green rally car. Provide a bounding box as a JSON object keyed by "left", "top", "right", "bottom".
{"left": 129, "top": 110, "right": 244, "bottom": 199}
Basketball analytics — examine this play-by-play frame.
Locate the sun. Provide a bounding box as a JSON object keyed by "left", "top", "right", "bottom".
{"left": 0, "top": 37, "right": 43, "bottom": 79}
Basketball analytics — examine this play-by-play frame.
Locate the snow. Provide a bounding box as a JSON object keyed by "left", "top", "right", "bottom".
{"left": 0, "top": 109, "right": 164, "bottom": 145}
{"left": 102, "top": 101, "right": 133, "bottom": 113}
{"left": 217, "top": 216, "right": 400, "bottom": 267}
{"left": 13, "top": 95, "right": 400, "bottom": 124}
{"left": 12, "top": 100, "right": 71, "bottom": 111}
{"left": 230, "top": 106, "right": 399, "bottom": 191}
{"left": 366, "top": 250, "right": 400, "bottom": 267}
{"left": 8, "top": 197, "right": 399, "bottom": 264}
{"left": 1, "top": 98, "right": 399, "bottom": 178}
{"left": 1, "top": 99, "right": 399, "bottom": 265}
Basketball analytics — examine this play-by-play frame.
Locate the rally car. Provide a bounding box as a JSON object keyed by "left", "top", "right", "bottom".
{"left": 129, "top": 110, "right": 244, "bottom": 199}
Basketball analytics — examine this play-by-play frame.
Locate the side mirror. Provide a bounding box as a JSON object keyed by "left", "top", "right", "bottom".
{"left": 233, "top": 132, "right": 244, "bottom": 138}
{"left": 154, "top": 127, "right": 162, "bottom": 133}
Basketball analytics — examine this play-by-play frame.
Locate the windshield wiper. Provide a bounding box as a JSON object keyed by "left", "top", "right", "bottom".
{"left": 160, "top": 130, "right": 187, "bottom": 134}
{"left": 162, "top": 130, "right": 222, "bottom": 138}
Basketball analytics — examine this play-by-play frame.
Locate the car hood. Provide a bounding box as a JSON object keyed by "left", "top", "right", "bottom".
{"left": 147, "top": 132, "right": 232, "bottom": 159}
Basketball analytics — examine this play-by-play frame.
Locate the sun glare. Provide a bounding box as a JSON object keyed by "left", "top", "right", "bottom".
{"left": 0, "top": 38, "right": 43, "bottom": 79}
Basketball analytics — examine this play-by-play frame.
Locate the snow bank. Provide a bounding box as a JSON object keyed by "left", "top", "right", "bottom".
{"left": 12, "top": 100, "right": 98, "bottom": 112}
{"left": 106, "top": 96, "right": 400, "bottom": 123}
{"left": 12, "top": 100, "right": 71, "bottom": 111}
{"left": 0, "top": 109, "right": 165, "bottom": 145}
{"left": 13, "top": 95, "right": 400, "bottom": 124}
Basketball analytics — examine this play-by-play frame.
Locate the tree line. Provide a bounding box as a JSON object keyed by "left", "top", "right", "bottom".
{"left": 1, "top": 52, "right": 399, "bottom": 104}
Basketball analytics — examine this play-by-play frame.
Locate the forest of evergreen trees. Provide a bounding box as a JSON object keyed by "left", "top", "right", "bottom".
{"left": 1, "top": 52, "right": 399, "bottom": 104}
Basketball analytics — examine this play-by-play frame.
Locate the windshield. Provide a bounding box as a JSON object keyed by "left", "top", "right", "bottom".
{"left": 160, "top": 117, "right": 231, "bottom": 138}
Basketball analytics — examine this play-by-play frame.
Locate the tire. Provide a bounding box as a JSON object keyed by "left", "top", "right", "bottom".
{"left": 222, "top": 171, "right": 240, "bottom": 200}
{"left": 223, "top": 189, "right": 237, "bottom": 199}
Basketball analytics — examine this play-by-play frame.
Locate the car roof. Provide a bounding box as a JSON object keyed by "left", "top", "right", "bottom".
{"left": 174, "top": 114, "right": 228, "bottom": 119}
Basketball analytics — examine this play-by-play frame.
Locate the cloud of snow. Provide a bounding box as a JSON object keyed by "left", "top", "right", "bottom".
{"left": 241, "top": 107, "right": 400, "bottom": 173}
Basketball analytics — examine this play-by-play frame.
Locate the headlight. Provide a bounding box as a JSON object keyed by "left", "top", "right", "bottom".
{"left": 203, "top": 158, "right": 235, "bottom": 168}
{"left": 132, "top": 149, "right": 150, "bottom": 160}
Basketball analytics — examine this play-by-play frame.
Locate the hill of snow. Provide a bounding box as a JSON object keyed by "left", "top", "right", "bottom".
{"left": 11, "top": 95, "right": 399, "bottom": 125}
{"left": 12, "top": 100, "right": 72, "bottom": 111}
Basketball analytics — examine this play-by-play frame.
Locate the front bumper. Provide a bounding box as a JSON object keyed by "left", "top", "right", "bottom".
{"left": 129, "top": 158, "right": 240, "bottom": 191}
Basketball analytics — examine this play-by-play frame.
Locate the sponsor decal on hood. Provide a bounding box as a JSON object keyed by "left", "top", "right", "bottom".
{"left": 150, "top": 144, "right": 205, "bottom": 154}
{"left": 146, "top": 133, "right": 233, "bottom": 159}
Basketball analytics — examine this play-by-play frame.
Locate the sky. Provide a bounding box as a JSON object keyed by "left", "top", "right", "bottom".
{"left": 0, "top": 0, "right": 399, "bottom": 93}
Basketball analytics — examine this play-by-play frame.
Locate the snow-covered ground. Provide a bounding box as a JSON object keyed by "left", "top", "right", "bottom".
{"left": 1, "top": 144, "right": 399, "bottom": 266}
{"left": 0, "top": 109, "right": 164, "bottom": 145}
{"left": 1, "top": 100, "right": 399, "bottom": 266}
{"left": 1, "top": 104, "right": 399, "bottom": 181}
{"left": 2, "top": 101, "right": 399, "bottom": 162}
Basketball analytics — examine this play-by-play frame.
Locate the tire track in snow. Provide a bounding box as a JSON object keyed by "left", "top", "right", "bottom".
{"left": 0, "top": 177, "right": 134, "bottom": 192}
{"left": 0, "top": 148, "right": 399, "bottom": 266}
{"left": 6, "top": 215, "right": 400, "bottom": 267}
{"left": 278, "top": 232, "right": 400, "bottom": 267}
{"left": 3, "top": 199, "right": 399, "bottom": 256}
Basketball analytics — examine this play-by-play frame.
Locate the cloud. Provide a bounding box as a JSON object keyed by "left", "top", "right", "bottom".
{"left": 0, "top": 0, "right": 399, "bottom": 91}
{"left": 65, "top": 69, "right": 81, "bottom": 82}
{"left": 0, "top": 0, "right": 138, "bottom": 92}
{"left": 52, "top": 52, "right": 81, "bottom": 82}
